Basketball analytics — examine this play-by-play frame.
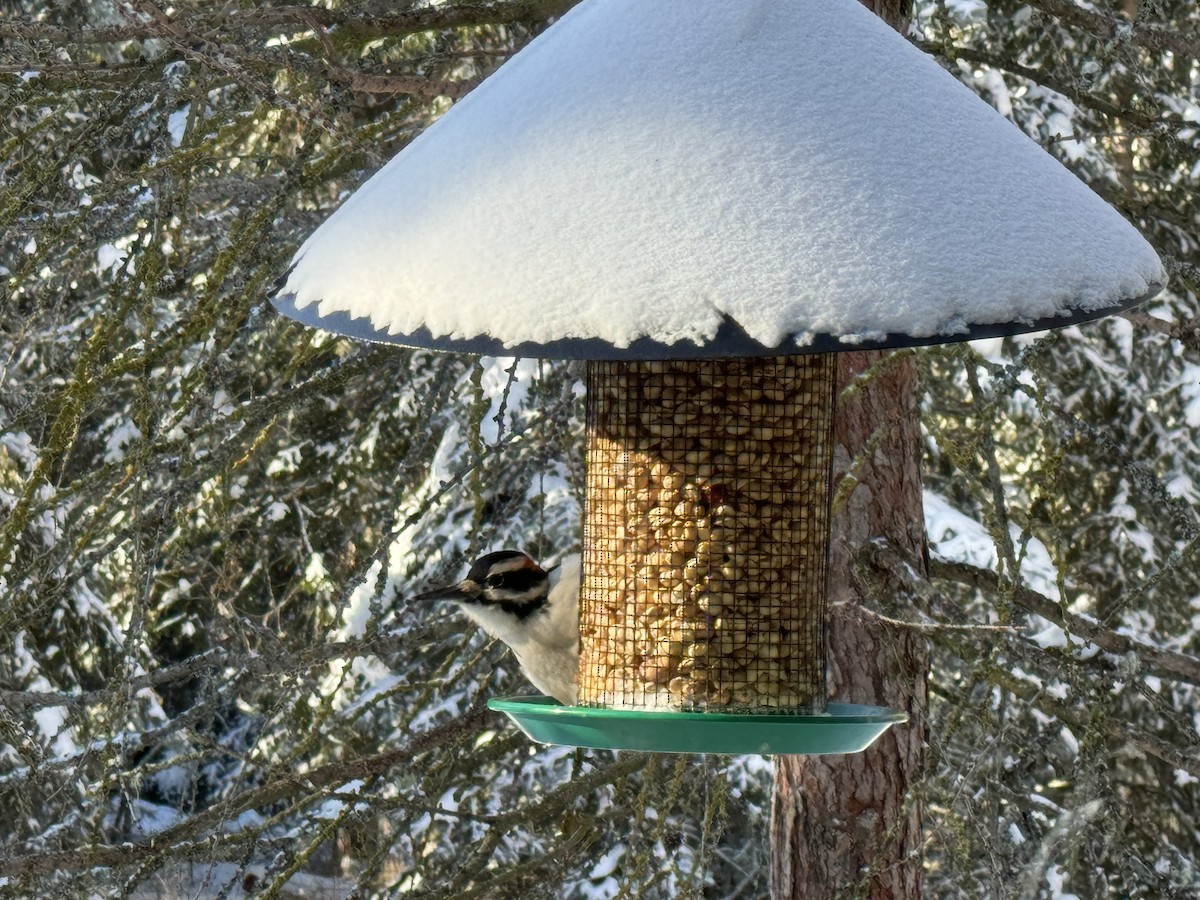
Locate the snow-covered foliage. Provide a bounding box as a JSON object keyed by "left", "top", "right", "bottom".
{"left": 1, "top": 1, "right": 1197, "bottom": 898}
{"left": 913, "top": 4, "right": 1200, "bottom": 895}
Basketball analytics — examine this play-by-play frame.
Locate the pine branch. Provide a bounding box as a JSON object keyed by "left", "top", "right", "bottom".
{"left": 982, "top": 660, "right": 1200, "bottom": 779}
{"left": 1023, "top": 0, "right": 1200, "bottom": 60}
{"left": 0, "top": 706, "right": 491, "bottom": 879}
{"left": 931, "top": 558, "right": 1200, "bottom": 686}
{"left": 0, "top": 632, "right": 417, "bottom": 713}
{"left": 913, "top": 38, "right": 1165, "bottom": 132}
{"left": 0, "top": 0, "right": 578, "bottom": 48}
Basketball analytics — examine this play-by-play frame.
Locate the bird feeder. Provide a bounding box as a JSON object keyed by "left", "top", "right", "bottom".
{"left": 274, "top": 0, "right": 1163, "bottom": 754}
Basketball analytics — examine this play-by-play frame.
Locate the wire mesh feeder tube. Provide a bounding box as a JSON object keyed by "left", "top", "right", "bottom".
{"left": 580, "top": 355, "right": 837, "bottom": 712}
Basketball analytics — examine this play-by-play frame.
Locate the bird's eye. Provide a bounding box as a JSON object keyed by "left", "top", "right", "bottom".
{"left": 486, "top": 574, "right": 504, "bottom": 588}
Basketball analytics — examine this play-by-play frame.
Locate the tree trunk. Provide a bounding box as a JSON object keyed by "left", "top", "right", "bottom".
{"left": 770, "top": 349, "right": 927, "bottom": 899}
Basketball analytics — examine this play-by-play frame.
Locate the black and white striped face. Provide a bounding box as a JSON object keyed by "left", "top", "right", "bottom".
{"left": 465, "top": 551, "right": 549, "bottom": 604}
{"left": 414, "top": 550, "right": 550, "bottom": 619}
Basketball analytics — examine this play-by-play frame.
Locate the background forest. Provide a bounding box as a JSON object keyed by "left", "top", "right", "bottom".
{"left": 1, "top": 0, "right": 1198, "bottom": 897}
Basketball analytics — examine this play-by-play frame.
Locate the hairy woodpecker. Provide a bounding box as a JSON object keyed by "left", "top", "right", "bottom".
{"left": 413, "top": 550, "right": 581, "bottom": 705}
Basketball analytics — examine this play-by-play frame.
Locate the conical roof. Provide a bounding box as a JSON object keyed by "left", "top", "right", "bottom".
{"left": 274, "top": 0, "right": 1164, "bottom": 359}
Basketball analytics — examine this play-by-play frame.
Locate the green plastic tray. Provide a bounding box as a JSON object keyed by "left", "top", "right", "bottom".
{"left": 488, "top": 696, "right": 907, "bottom": 755}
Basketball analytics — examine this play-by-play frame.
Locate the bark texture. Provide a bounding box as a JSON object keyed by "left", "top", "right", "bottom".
{"left": 770, "top": 348, "right": 928, "bottom": 900}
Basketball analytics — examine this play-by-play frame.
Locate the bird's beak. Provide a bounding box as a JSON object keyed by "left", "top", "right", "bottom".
{"left": 410, "top": 579, "right": 478, "bottom": 603}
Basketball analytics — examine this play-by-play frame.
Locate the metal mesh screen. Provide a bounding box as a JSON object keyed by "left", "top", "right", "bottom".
{"left": 580, "top": 355, "right": 837, "bottom": 712}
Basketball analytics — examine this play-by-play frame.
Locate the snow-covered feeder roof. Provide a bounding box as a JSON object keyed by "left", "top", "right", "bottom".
{"left": 274, "top": 0, "right": 1165, "bottom": 360}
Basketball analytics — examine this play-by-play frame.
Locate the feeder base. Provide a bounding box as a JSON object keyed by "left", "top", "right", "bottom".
{"left": 488, "top": 696, "right": 907, "bottom": 755}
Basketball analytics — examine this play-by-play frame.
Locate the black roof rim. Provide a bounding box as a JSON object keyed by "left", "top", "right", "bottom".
{"left": 271, "top": 283, "right": 1163, "bottom": 360}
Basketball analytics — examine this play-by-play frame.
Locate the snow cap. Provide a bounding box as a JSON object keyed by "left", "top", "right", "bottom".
{"left": 275, "top": 0, "right": 1164, "bottom": 359}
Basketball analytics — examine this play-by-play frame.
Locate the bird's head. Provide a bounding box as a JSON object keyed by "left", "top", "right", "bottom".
{"left": 412, "top": 550, "right": 551, "bottom": 620}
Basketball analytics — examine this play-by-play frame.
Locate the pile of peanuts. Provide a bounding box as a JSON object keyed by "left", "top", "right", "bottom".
{"left": 580, "top": 356, "right": 836, "bottom": 712}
